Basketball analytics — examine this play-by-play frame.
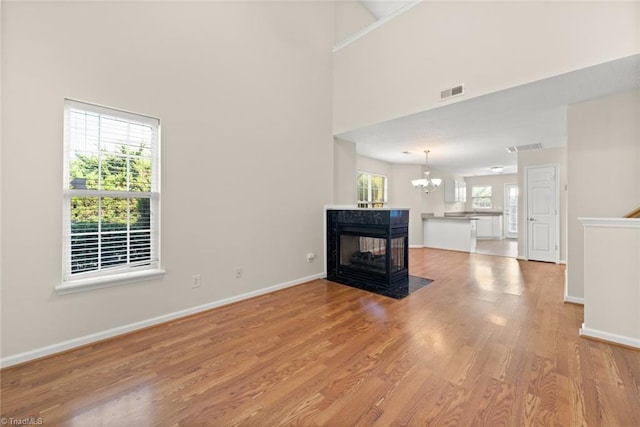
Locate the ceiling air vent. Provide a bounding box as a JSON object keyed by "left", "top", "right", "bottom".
{"left": 440, "top": 84, "right": 464, "bottom": 100}
{"left": 506, "top": 143, "right": 543, "bottom": 153}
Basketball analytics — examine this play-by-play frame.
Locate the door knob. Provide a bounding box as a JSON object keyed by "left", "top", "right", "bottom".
{"left": 529, "top": 217, "right": 535, "bottom": 221}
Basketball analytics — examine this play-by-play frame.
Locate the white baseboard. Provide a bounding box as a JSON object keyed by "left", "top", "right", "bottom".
{"left": 516, "top": 256, "right": 527, "bottom": 261}
{"left": 579, "top": 323, "right": 640, "bottom": 349}
{"left": 0, "top": 273, "right": 325, "bottom": 368}
{"left": 563, "top": 269, "right": 583, "bottom": 304}
{"left": 559, "top": 259, "right": 567, "bottom": 265}
{"left": 564, "top": 295, "right": 584, "bottom": 305}
{"left": 409, "top": 245, "right": 424, "bottom": 249}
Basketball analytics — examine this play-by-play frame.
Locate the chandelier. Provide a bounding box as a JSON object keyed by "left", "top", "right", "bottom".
{"left": 411, "top": 150, "right": 441, "bottom": 193}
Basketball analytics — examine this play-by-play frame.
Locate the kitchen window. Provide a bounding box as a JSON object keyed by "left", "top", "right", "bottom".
{"left": 357, "top": 172, "right": 387, "bottom": 208}
{"left": 59, "top": 99, "right": 163, "bottom": 294}
{"left": 472, "top": 185, "right": 492, "bottom": 209}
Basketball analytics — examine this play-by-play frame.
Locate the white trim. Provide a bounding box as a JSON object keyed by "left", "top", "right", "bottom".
{"left": 559, "top": 259, "right": 567, "bottom": 265}
{"left": 516, "top": 256, "right": 527, "bottom": 261}
{"left": 64, "top": 97, "right": 158, "bottom": 123}
{"left": 579, "top": 217, "right": 640, "bottom": 229}
{"left": 333, "top": 1, "right": 422, "bottom": 53}
{"left": 579, "top": 324, "right": 640, "bottom": 349}
{"left": 409, "top": 244, "right": 424, "bottom": 249}
{"left": 563, "top": 268, "right": 583, "bottom": 303}
{"left": 56, "top": 268, "right": 166, "bottom": 295}
{"left": 564, "top": 295, "right": 584, "bottom": 305}
{"left": 1, "top": 273, "right": 324, "bottom": 368}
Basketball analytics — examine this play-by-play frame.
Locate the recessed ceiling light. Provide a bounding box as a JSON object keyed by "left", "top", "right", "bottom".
{"left": 490, "top": 166, "right": 504, "bottom": 173}
{"left": 402, "top": 151, "right": 411, "bottom": 155}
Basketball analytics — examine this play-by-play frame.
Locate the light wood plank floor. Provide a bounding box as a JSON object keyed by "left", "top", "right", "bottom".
{"left": 475, "top": 238, "right": 518, "bottom": 258}
{"left": 2, "top": 248, "right": 639, "bottom": 426}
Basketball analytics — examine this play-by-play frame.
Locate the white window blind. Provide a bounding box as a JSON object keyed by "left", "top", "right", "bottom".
{"left": 62, "top": 99, "right": 160, "bottom": 284}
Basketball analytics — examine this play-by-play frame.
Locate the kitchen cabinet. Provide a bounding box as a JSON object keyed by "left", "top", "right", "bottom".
{"left": 423, "top": 215, "right": 477, "bottom": 253}
{"left": 475, "top": 215, "right": 503, "bottom": 239}
{"left": 444, "top": 179, "right": 467, "bottom": 203}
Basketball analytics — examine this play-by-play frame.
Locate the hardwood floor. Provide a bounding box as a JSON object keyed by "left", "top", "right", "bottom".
{"left": 2, "top": 248, "right": 639, "bottom": 426}
{"left": 475, "top": 238, "right": 518, "bottom": 258}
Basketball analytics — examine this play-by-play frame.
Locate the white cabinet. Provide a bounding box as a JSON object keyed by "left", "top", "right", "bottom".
{"left": 423, "top": 218, "right": 477, "bottom": 252}
{"left": 475, "top": 215, "right": 503, "bottom": 239}
{"left": 476, "top": 217, "right": 493, "bottom": 238}
{"left": 444, "top": 179, "right": 467, "bottom": 203}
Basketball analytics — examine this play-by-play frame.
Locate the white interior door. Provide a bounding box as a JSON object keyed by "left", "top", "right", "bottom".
{"left": 504, "top": 183, "right": 518, "bottom": 239}
{"left": 526, "top": 165, "right": 558, "bottom": 262}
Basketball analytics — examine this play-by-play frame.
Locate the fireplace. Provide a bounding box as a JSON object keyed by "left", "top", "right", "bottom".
{"left": 326, "top": 209, "right": 409, "bottom": 290}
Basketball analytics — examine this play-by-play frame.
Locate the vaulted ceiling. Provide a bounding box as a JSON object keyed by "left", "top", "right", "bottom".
{"left": 346, "top": 3, "right": 639, "bottom": 177}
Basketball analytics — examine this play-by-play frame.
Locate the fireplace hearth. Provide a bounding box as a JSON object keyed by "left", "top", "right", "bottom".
{"left": 326, "top": 209, "right": 409, "bottom": 295}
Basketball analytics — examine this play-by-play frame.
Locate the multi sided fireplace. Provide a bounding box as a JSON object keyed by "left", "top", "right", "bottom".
{"left": 326, "top": 209, "right": 409, "bottom": 290}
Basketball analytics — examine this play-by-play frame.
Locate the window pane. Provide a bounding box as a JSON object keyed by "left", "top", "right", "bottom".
{"left": 357, "top": 172, "right": 386, "bottom": 206}
{"left": 130, "top": 197, "right": 151, "bottom": 231}
{"left": 101, "top": 197, "right": 128, "bottom": 231}
{"left": 69, "top": 109, "right": 153, "bottom": 193}
{"left": 130, "top": 231, "right": 151, "bottom": 263}
{"left": 472, "top": 185, "right": 492, "bottom": 197}
{"left": 357, "top": 173, "right": 368, "bottom": 202}
{"left": 65, "top": 100, "right": 159, "bottom": 281}
{"left": 71, "top": 234, "right": 99, "bottom": 274}
{"left": 370, "top": 175, "right": 385, "bottom": 203}
{"left": 129, "top": 156, "right": 152, "bottom": 192}
{"left": 71, "top": 197, "right": 98, "bottom": 232}
{"left": 70, "top": 154, "right": 99, "bottom": 190}
{"left": 100, "top": 197, "right": 129, "bottom": 270}
{"left": 101, "top": 153, "right": 128, "bottom": 191}
{"left": 70, "top": 197, "right": 99, "bottom": 273}
{"left": 101, "top": 232, "right": 128, "bottom": 269}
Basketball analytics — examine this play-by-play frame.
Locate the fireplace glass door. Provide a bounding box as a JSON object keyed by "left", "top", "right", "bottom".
{"left": 339, "top": 235, "right": 405, "bottom": 275}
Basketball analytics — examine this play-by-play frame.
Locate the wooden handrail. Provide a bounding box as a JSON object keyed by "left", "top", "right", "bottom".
{"left": 624, "top": 207, "right": 640, "bottom": 218}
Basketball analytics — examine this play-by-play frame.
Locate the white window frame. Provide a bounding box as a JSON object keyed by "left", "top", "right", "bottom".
{"left": 357, "top": 171, "right": 388, "bottom": 208}
{"left": 471, "top": 185, "right": 493, "bottom": 209}
{"left": 58, "top": 99, "right": 164, "bottom": 294}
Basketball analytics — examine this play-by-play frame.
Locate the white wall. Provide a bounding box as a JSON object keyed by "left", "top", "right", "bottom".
{"left": 517, "top": 148, "right": 568, "bottom": 262}
{"left": 334, "top": 0, "right": 375, "bottom": 45}
{"left": 1, "top": 2, "right": 334, "bottom": 362}
{"left": 356, "top": 154, "right": 392, "bottom": 178}
{"left": 333, "top": 138, "right": 357, "bottom": 205}
{"left": 389, "top": 163, "right": 424, "bottom": 246}
{"left": 333, "top": 1, "right": 640, "bottom": 133}
{"left": 581, "top": 220, "right": 640, "bottom": 348}
{"left": 567, "top": 90, "right": 640, "bottom": 301}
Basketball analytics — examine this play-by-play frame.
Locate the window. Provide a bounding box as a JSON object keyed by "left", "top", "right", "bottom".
{"left": 60, "top": 99, "right": 162, "bottom": 292}
{"left": 357, "top": 172, "right": 387, "bottom": 208}
{"left": 472, "top": 185, "right": 492, "bottom": 209}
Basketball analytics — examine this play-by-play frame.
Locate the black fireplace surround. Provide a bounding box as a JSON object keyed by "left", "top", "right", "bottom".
{"left": 326, "top": 209, "right": 409, "bottom": 291}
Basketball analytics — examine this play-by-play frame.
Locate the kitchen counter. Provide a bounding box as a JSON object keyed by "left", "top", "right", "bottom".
{"left": 443, "top": 212, "right": 503, "bottom": 239}
{"left": 422, "top": 214, "right": 479, "bottom": 221}
{"left": 444, "top": 211, "right": 503, "bottom": 217}
{"left": 422, "top": 215, "right": 477, "bottom": 252}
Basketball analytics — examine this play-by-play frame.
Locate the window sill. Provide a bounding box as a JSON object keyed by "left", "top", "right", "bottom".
{"left": 56, "top": 269, "right": 165, "bottom": 295}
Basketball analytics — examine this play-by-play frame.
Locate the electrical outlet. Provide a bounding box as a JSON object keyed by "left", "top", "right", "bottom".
{"left": 306, "top": 252, "right": 316, "bottom": 263}
{"left": 235, "top": 268, "right": 243, "bottom": 279}
{"left": 192, "top": 274, "right": 201, "bottom": 288}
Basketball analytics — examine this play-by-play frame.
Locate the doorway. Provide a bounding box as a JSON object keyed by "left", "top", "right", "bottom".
{"left": 525, "top": 165, "right": 559, "bottom": 263}
{"left": 504, "top": 183, "right": 518, "bottom": 239}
